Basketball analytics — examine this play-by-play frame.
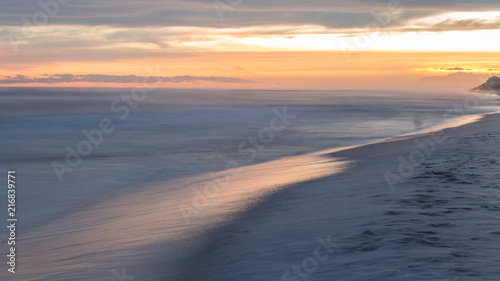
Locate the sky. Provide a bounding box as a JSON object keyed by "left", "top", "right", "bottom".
{"left": 0, "top": 0, "right": 499, "bottom": 90}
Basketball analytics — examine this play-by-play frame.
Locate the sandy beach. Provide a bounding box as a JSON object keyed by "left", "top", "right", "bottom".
{"left": 178, "top": 112, "right": 500, "bottom": 281}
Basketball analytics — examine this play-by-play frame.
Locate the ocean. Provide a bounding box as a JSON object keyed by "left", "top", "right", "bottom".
{"left": 0, "top": 87, "right": 499, "bottom": 280}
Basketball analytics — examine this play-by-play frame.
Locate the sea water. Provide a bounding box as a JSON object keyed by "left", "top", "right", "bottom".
{"left": 0, "top": 88, "right": 498, "bottom": 280}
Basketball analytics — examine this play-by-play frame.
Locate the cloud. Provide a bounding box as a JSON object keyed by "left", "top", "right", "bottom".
{"left": 435, "top": 67, "right": 500, "bottom": 72}
{"left": 2, "top": 0, "right": 500, "bottom": 29}
{"left": 429, "top": 18, "right": 500, "bottom": 31}
{"left": 0, "top": 74, "right": 257, "bottom": 84}
{"left": 400, "top": 11, "right": 500, "bottom": 32}
{"left": 1, "top": 0, "right": 500, "bottom": 67}
{"left": 440, "top": 67, "right": 465, "bottom": 71}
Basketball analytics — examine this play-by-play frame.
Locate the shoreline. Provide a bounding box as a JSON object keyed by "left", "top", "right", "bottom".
{"left": 177, "top": 111, "right": 500, "bottom": 280}
{"left": 3, "top": 108, "right": 500, "bottom": 280}
{"left": 326, "top": 111, "right": 500, "bottom": 159}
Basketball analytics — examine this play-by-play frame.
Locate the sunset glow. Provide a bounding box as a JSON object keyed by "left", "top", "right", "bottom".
{"left": 1, "top": 1, "right": 499, "bottom": 89}
{"left": 4, "top": 2, "right": 500, "bottom": 280}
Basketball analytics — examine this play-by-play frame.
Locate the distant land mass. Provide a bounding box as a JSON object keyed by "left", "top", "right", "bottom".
{"left": 472, "top": 76, "right": 500, "bottom": 92}
{"left": 419, "top": 72, "right": 489, "bottom": 92}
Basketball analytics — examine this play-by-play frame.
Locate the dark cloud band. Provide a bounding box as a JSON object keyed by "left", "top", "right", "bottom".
{"left": 0, "top": 74, "right": 257, "bottom": 84}
{"left": 1, "top": 0, "right": 500, "bottom": 29}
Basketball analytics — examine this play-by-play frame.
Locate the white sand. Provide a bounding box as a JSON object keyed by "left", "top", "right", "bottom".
{"left": 178, "top": 112, "right": 500, "bottom": 281}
